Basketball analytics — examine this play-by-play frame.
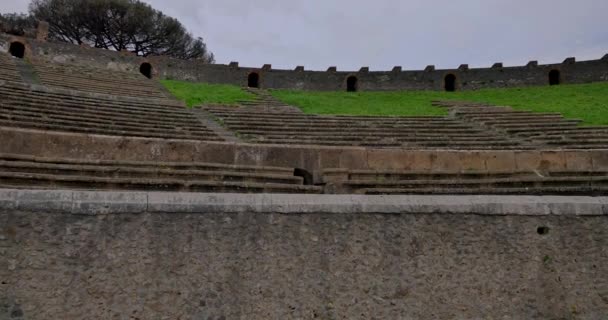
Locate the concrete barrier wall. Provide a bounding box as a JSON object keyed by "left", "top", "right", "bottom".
{"left": 1, "top": 190, "right": 607, "bottom": 319}
{"left": 3, "top": 34, "right": 608, "bottom": 91}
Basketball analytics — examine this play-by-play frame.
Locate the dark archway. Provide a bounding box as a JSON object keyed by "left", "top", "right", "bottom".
{"left": 139, "top": 62, "right": 152, "bottom": 79}
{"left": 9, "top": 42, "right": 25, "bottom": 59}
{"left": 549, "top": 69, "right": 560, "bottom": 85}
{"left": 346, "top": 76, "right": 358, "bottom": 92}
{"left": 248, "top": 72, "right": 260, "bottom": 88}
{"left": 293, "top": 168, "right": 314, "bottom": 185}
{"left": 444, "top": 74, "right": 457, "bottom": 92}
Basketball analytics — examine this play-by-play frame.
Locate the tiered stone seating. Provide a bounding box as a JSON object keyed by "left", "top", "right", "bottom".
{"left": 0, "top": 52, "right": 23, "bottom": 83}
{"left": 0, "top": 153, "right": 322, "bottom": 194}
{"left": 437, "top": 101, "right": 608, "bottom": 149}
{"left": 323, "top": 168, "right": 608, "bottom": 195}
{"left": 0, "top": 82, "right": 222, "bottom": 141}
{"left": 237, "top": 87, "right": 287, "bottom": 107}
{"left": 204, "top": 106, "right": 526, "bottom": 149}
{"left": 31, "top": 61, "right": 169, "bottom": 99}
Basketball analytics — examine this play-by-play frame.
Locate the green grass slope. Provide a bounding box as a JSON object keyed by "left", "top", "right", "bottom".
{"left": 161, "top": 80, "right": 254, "bottom": 107}
{"left": 271, "top": 82, "right": 608, "bottom": 125}
{"left": 161, "top": 79, "right": 608, "bottom": 126}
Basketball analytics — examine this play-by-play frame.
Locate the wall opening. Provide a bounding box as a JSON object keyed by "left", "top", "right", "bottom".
{"left": 537, "top": 226, "right": 550, "bottom": 235}
{"left": 549, "top": 70, "right": 560, "bottom": 85}
{"left": 444, "top": 74, "right": 457, "bottom": 92}
{"left": 293, "top": 168, "right": 313, "bottom": 185}
{"left": 139, "top": 63, "right": 152, "bottom": 79}
{"left": 9, "top": 42, "right": 25, "bottom": 59}
{"left": 248, "top": 72, "right": 260, "bottom": 88}
{"left": 346, "top": 76, "right": 358, "bottom": 92}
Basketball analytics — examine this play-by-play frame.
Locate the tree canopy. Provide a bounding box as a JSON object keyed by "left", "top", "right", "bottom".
{"left": 2, "top": 0, "right": 214, "bottom": 62}
{"left": 0, "top": 13, "right": 37, "bottom": 36}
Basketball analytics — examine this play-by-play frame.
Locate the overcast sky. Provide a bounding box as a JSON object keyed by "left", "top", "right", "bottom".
{"left": 2, "top": 0, "right": 607, "bottom": 70}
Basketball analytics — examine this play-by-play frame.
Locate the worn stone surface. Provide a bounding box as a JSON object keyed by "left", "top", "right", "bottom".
{"left": 1, "top": 204, "right": 608, "bottom": 319}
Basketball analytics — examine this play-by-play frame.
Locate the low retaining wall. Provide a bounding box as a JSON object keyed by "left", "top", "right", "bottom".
{"left": 1, "top": 127, "right": 607, "bottom": 183}
{"left": 2, "top": 189, "right": 607, "bottom": 319}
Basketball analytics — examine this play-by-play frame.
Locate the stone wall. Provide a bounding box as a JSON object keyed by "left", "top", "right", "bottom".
{"left": 2, "top": 34, "right": 607, "bottom": 91}
{"left": 2, "top": 127, "right": 607, "bottom": 184}
{"left": 2, "top": 190, "right": 608, "bottom": 319}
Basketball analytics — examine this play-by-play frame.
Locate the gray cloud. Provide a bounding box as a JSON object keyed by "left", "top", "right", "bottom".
{"left": 3, "top": 0, "right": 607, "bottom": 70}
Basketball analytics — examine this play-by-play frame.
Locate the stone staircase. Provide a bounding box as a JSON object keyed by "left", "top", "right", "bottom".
{"left": 436, "top": 100, "right": 608, "bottom": 149}
{"left": 0, "top": 153, "right": 322, "bottom": 194}
{"left": 203, "top": 105, "right": 529, "bottom": 149}
{"left": 323, "top": 168, "right": 608, "bottom": 195}
{"left": 237, "top": 87, "right": 288, "bottom": 107}
{"left": 0, "top": 81, "right": 223, "bottom": 141}
{"left": 0, "top": 52, "right": 23, "bottom": 83}
{"left": 30, "top": 61, "right": 171, "bottom": 99}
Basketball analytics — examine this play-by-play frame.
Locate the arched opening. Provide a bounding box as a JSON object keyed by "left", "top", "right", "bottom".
{"left": 293, "top": 168, "right": 314, "bottom": 185}
{"left": 139, "top": 62, "right": 152, "bottom": 79}
{"left": 444, "top": 74, "right": 457, "bottom": 92}
{"left": 9, "top": 42, "right": 25, "bottom": 59}
{"left": 549, "top": 70, "right": 560, "bottom": 85}
{"left": 346, "top": 76, "right": 358, "bottom": 92}
{"left": 248, "top": 72, "right": 260, "bottom": 88}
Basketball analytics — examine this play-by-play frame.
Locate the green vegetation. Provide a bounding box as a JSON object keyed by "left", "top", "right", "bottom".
{"left": 271, "top": 82, "right": 608, "bottom": 125}
{"left": 162, "top": 79, "right": 608, "bottom": 125}
{"left": 161, "top": 80, "right": 254, "bottom": 107}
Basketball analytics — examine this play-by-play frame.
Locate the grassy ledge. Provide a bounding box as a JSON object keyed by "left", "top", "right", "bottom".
{"left": 271, "top": 82, "right": 608, "bottom": 125}
{"left": 161, "top": 80, "right": 254, "bottom": 107}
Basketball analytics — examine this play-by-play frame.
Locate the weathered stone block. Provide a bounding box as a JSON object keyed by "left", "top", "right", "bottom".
{"left": 459, "top": 151, "right": 486, "bottom": 172}
{"left": 564, "top": 151, "right": 593, "bottom": 171}
{"left": 563, "top": 57, "right": 576, "bottom": 64}
{"left": 514, "top": 151, "right": 542, "bottom": 171}
{"left": 526, "top": 60, "right": 538, "bottom": 68}
{"left": 482, "top": 151, "right": 517, "bottom": 172}
{"left": 431, "top": 152, "right": 463, "bottom": 172}
{"left": 539, "top": 151, "right": 567, "bottom": 171}
{"left": 590, "top": 150, "right": 608, "bottom": 171}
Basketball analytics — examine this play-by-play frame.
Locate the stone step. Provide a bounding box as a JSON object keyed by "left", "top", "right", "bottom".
{"left": 232, "top": 127, "right": 487, "bottom": 134}
{"left": 518, "top": 128, "right": 608, "bottom": 136}
{"left": 206, "top": 108, "right": 447, "bottom": 120}
{"left": 361, "top": 186, "right": 608, "bottom": 195}
{"left": 0, "top": 112, "right": 214, "bottom": 137}
{"left": 0, "top": 153, "right": 294, "bottom": 175}
{"left": 341, "top": 176, "right": 608, "bottom": 192}
{"left": 35, "top": 76, "right": 165, "bottom": 93}
{"left": 218, "top": 117, "right": 462, "bottom": 126}
{"left": 504, "top": 126, "right": 583, "bottom": 134}
{"left": 0, "top": 160, "right": 304, "bottom": 185}
{"left": 0, "top": 119, "right": 223, "bottom": 141}
{"left": 0, "top": 87, "right": 189, "bottom": 114}
{"left": 257, "top": 134, "right": 513, "bottom": 142}
{"left": 254, "top": 138, "right": 522, "bottom": 148}
{"left": 259, "top": 132, "right": 503, "bottom": 139}
{"left": 324, "top": 169, "right": 608, "bottom": 182}
{"left": 223, "top": 122, "right": 475, "bottom": 130}
{"left": 0, "top": 172, "right": 322, "bottom": 194}
{"left": 490, "top": 121, "right": 581, "bottom": 129}
{"left": 0, "top": 94, "right": 192, "bottom": 120}
{"left": 0, "top": 104, "right": 208, "bottom": 131}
